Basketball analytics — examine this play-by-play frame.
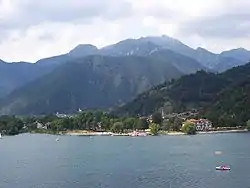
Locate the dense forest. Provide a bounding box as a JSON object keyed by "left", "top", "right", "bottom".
{"left": 114, "top": 63, "right": 250, "bottom": 127}
{"left": 0, "top": 111, "right": 149, "bottom": 136}
{"left": 0, "top": 111, "right": 200, "bottom": 136}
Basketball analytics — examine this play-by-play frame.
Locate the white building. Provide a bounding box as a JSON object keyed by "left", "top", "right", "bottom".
{"left": 184, "top": 119, "right": 212, "bottom": 131}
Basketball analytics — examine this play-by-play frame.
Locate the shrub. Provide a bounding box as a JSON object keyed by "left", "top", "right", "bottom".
{"left": 182, "top": 121, "right": 196, "bottom": 135}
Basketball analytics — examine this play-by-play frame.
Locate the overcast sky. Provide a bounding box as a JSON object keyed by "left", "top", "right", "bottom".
{"left": 0, "top": 0, "right": 250, "bottom": 62}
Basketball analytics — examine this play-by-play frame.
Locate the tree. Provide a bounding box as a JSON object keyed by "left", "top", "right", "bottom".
{"left": 152, "top": 112, "right": 163, "bottom": 124}
{"left": 0, "top": 116, "right": 25, "bottom": 135}
{"left": 246, "top": 120, "right": 250, "bottom": 131}
{"left": 101, "top": 117, "right": 111, "bottom": 131}
{"left": 182, "top": 121, "right": 196, "bottom": 135}
{"left": 123, "top": 118, "right": 137, "bottom": 130}
{"left": 111, "top": 122, "right": 124, "bottom": 133}
{"left": 171, "top": 117, "right": 183, "bottom": 131}
{"left": 150, "top": 123, "right": 160, "bottom": 135}
{"left": 161, "top": 119, "right": 171, "bottom": 131}
{"left": 51, "top": 119, "right": 67, "bottom": 131}
{"left": 135, "top": 118, "right": 149, "bottom": 130}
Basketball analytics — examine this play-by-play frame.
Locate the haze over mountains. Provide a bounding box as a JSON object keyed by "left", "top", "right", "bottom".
{"left": 0, "top": 35, "right": 250, "bottom": 115}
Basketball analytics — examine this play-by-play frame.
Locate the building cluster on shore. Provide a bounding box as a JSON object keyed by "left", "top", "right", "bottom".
{"left": 138, "top": 109, "right": 213, "bottom": 132}
{"left": 183, "top": 119, "right": 212, "bottom": 131}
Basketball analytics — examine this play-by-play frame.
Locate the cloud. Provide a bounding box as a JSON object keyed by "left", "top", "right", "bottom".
{"left": 0, "top": 0, "right": 133, "bottom": 29}
{"left": 178, "top": 0, "right": 250, "bottom": 38}
{"left": 180, "top": 13, "right": 250, "bottom": 38}
{"left": 0, "top": 0, "right": 250, "bottom": 62}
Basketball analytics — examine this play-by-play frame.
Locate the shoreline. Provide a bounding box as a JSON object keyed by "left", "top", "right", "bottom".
{"left": 62, "top": 129, "right": 249, "bottom": 136}
{"left": 2, "top": 129, "right": 248, "bottom": 137}
{"left": 197, "top": 129, "right": 248, "bottom": 134}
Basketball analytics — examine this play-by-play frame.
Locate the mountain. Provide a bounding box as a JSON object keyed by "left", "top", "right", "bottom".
{"left": 0, "top": 45, "right": 101, "bottom": 98}
{"left": 149, "top": 49, "right": 207, "bottom": 74}
{"left": 195, "top": 47, "right": 222, "bottom": 69}
{"left": 114, "top": 62, "right": 250, "bottom": 126}
{"left": 139, "top": 35, "right": 197, "bottom": 58}
{"left": 212, "top": 56, "right": 246, "bottom": 73}
{"left": 220, "top": 48, "right": 250, "bottom": 62}
{"left": 193, "top": 47, "right": 245, "bottom": 72}
{"left": 99, "top": 36, "right": 245, "bottom": 71}
{"left": 0, "top": 36, "right": 208, "bottom": 99}
{"left": 0, "top": 61, "right": 44, "bottom": 98}
{"left": 68, "top": 44, "right": 99, "bottom": 58}
{"left": 100, "top": 39, "right": 162, "bottom": 56}
{"left": 204, "top": 63, "right": 250, "bottom": 126}
{"left": 1, "top": 34, "right": 249, "bottom": 101}
{"left": 0, "top": 56, "right": 75, "bottom": 98}
{"left": 114, "top": 71, "right": 224, "bottom": 116}
{"left": 0, "top": 55, "right": 184, "bottom": 115}
{"left": 0, "top": 48, "right": 209, "bottom": 113}
{"left": 114, "top": 36, "right": 246, "bottom": 71}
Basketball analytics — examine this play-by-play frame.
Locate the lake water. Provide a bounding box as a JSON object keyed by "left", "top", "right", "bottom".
{"left": 1, "top": 133, "right": 250, "bottom": 188}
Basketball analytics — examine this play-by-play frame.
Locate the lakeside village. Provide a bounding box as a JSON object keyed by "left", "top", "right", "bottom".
{"left": 0, "top": 108, "right": 248, "bottom": 137}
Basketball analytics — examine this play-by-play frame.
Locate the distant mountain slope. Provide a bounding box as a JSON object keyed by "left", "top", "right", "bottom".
{"left": 213, "top": 56, "right": 246, "bottom": 73}
{"left": 68, "top": 44, "right": 99, "bottom": 58}
{"left": 0, "top": 45, "right": 101, "bottom": 98}
{"left": 68, "top": 35, "right": 247, "bottom": 72}
{"left": 220, "top": 48, "right": 250, "bottom": 62}
{"left": 149, "top": 49, "right": 207, "bottom": 74}
{"left": 100, "top": 39, "right": 162, "bottom": 56}
{"left": 0, "top": 61, "right": 43, "bottom": 98}
{"left": 114, "top": 62, "right": 250, "bottom": 125}
{"left": 99, "top": 36, "right": 245, "bottom": 72}
{"left": 139, "top": 35, "right": 197, "bottom": 58}
{"left": 0, "top": 55, "right": 183, "bottom": 115}
{"left": 194, "top": 47, "right": 243, "bottom": 71}
{"left": 108, "top": 36, "right": 246, "bottom": 72}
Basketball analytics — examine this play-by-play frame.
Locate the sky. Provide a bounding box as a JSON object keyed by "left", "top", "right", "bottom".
{"left": 0, "top": 0, "right": 250, "bottom": 62}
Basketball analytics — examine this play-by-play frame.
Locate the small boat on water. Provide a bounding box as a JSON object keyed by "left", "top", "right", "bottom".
{"left": 215, "top": 151, "right": 222, "bottom": 155}
{"left": 216, "top": 165, "right": 230, "bottom": 171}
{"left": 56, "top": 137, "right": 60, "bottom": 141}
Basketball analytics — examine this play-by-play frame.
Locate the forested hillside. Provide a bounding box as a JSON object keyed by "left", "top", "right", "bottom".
{"left": 115, "top": 63, "right": 250, "bottom": 126}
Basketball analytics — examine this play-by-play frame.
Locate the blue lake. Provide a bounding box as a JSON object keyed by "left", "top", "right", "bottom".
{"left": 1, "top": 133, "right": 250, "bottom": 188}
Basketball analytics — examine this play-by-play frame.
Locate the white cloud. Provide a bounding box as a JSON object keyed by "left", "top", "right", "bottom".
{"left": 0, "top": 0, "right": 250, "bottom": 62}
